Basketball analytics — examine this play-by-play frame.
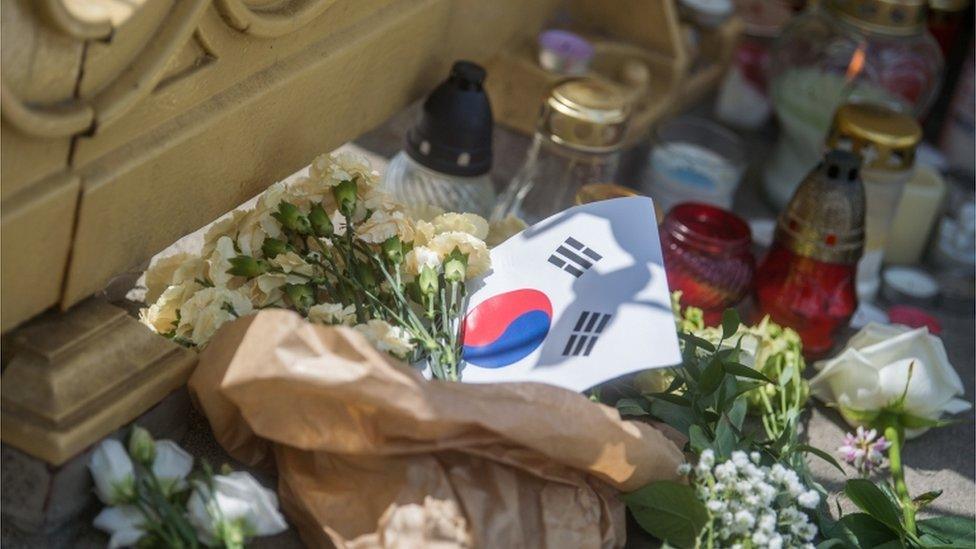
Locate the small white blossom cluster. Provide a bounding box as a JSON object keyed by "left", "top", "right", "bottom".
{"left": 139, "top": 152, "right": 524, "bottom": 366}
{"left": 683, "top": 450, "right": 820, "bottom": 548}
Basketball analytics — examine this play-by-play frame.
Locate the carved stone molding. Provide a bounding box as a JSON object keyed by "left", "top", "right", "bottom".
{"left": 0, "top": 298, "right": 197, "bottom": 465}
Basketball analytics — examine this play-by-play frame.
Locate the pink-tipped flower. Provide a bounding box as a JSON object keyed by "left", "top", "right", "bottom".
{"left": 838, "top": 426, "right": 891, "bottom": 476}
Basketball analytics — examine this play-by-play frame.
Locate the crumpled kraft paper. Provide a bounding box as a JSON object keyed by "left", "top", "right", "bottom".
{"left": 188, "top": 310, "right": 683, "bottom": 548}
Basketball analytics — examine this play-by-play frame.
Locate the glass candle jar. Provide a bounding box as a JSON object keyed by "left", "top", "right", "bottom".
{"left": 755, "top": 150, "right": 865, "bottom": 358}
{"left": 825, "top": 102, "right": 922, "bottom": 300}
{"left": 493, "top": 78, "right": 631, "bottom": 224}
{"left": 660, "top": 203, "right": 755, "bottom": 324}
{"left": 644, "top": 116, "right": 747, "bottom": 213}
{"left": 763, "top": 0, "right": 943, "bottom": 209}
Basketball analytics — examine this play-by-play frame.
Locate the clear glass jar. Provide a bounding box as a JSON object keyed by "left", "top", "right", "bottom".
{"left": 493, "top": 136, "right": 620, "bottom": 224}
{"left": 763, "top": 0, "right": 943, "bottom": 209}
{"left": 492, "top": 78, "right": 631, "bottom": 224}
{"left": 383, "top": 152, "right": 496, "bottom": 218}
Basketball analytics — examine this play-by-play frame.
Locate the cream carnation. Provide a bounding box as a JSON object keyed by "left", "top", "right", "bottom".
{"left": 357, "top": 210, "right": 415, "bottom": 244}
{"left": 242, "top": 272, "right": 305, "bottom": 308}
{"left": 431, "top": 213, "right": 489, "bottom": 240}
{"left": 427, "top": 231, "right": 491, "bottom": 279}
{"left": 270, "top": 251, "right": 315, "bottom": 276}
{"left": 307, "top": 302, "right": 357, "bottom": 326}
{"left": 176, "top": 287, "right": 253, "bottom": 346}
{"left": 413, "top": 220, "right": 436, "bottom": 246}
{"left": 236, "top": 209, "right": 282, "bottom": 258}
{"left": 363, "top": 188, "right": 404, "bottom": 213}
{"left": 144, "top": 253, "right": 204, "bottom": 303}
{"left": 355, "top": 319, "right": 414, "bottom": 358}
{"left": 207, "top": 236, "right": 242, "bottom": 288}
{"left": 404, "top": 246, "right": 442, "bottom": 276}
{"left": 202, "top": 210, "right": 246, "bottom": 257}
{"left": 309, "top": 151, "right": 378, "bottom": 188}
{"left": 486, "top": 215, "right": 527, "bottom": 248}
{"left": 140, "top": 280, "right": 200, "bottom": 334}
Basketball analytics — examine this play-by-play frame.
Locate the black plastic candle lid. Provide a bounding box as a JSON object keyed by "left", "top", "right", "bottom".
{"left": 406, "top": 60, "right": 493, "bottom": 177}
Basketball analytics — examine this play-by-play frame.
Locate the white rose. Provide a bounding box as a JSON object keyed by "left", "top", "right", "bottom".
{"left": 810, "top": 323, "right": 971, "bottom": 438}
{"left": 93, "top": 505, "right": 145, "bottom": 549}
{"left": 151, "top": 440, "right": 193, "bottom": 492}
{"left": 139, "top": 280, "right": 199, "bottom": 334}
{"left": 307, "top": 302, "right": 357, "bottom": 326}
{"left": 427, "top": 231, "right": 491, "bottom": 279}
{"left": 270, "top": 251, "right": 315, "bottom": 276}
{"left": 430, "top": 213, "right": 489, "bottom": 240}
{"left": 177, "top": 287, "right": 254, "bottom": 346}
{"left": 89, "top": 439, "right": 135, "bottom": 505}
{"left": 357, "top": 210, "right": 415, "bottom": 244}
{"left": 404, "top": 246, "right": 442, "bottom": 276}
{"left": 355, "top": 319, "right": 414, "bottom": 358}
{"left": 486, "top": 215, "right": 527, "bottom": 248}
{"left": 186, "top": 472, "right": 288, "bottom": 545}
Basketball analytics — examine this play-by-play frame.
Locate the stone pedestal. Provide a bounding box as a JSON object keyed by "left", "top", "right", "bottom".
{"left": 1, "top": 390, "right": 192, "bottom": 533}
{"left": 0, "top": 298, "right": 196, "bottom": 532}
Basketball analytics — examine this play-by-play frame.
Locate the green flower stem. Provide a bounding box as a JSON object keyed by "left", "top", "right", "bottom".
{"left": 884, "top": 423, "right": 916, "bottom": 535}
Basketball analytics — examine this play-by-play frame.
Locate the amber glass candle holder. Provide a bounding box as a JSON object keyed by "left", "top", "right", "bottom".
{"left": 660, "top": 203, "right": 755, "bottom": 324}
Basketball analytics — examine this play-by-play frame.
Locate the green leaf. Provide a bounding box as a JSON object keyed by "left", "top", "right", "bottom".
{"left": 648, "top": 399, "right": 696, "bottom": 436}
{"left": 700, "top": 359, "right": 725, "bottom": 396}
{"left": 616, "top": 398, "right": 649, "bottom": 417}
{"left": 899, "top": 413, "right": 961, "bottom": 430}
{"left": 713, "top": 416, "right": 735, "bottom": 459}
{"left": 912, "top": 490, "right": 943, "bottom": 510}
{"left": 796, "top": 443, "right": 846, "bottom": 474}
{"left": 839, "top": 513, "right": 901, "bottom": 548}
{"left": 728, "top": 395, "right": 748, "bottom": 430}
{"left": 678, "top": 332, "right": 716, "bottom": 353}
{"left": 845, "top": 479, "right": 905, "bottom": 534}
{"left": 721, "top": 309, "right": 740, "bottom": 341}
{"left": 624, "top": 481, "right": 708, "bottom": 548}
{"left": 917, "top": 516, "right": 976, "bottom": 547}
{"left": 723, "top": 362, "right": 774, "bottom": 384}
{"left": 688, "top": 425, "right": 711, "bottom": 454}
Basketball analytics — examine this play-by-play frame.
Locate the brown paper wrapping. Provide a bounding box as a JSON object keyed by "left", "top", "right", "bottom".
{"left": 188, "top": 310, "right": 683, "bottom": 548}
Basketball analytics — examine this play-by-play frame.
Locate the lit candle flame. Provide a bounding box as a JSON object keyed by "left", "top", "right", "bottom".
{"left": 845, "top": 43, "right": 866, "bottom": 84}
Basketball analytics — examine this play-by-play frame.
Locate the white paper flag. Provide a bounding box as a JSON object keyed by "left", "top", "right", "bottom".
{"left": 459, "top": 197, "right": 681, "bottom": 392}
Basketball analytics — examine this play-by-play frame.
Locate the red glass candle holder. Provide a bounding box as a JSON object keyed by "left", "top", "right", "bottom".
{"left": 754, "top": 242, "right": 858, "bottom": 358}
{"left": 660, "top": 203, "right": 755, "bottom": 324}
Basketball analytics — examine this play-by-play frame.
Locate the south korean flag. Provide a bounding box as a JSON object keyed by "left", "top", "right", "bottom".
{"left": 460, "top": 197, "right": 680, "bottom": 392}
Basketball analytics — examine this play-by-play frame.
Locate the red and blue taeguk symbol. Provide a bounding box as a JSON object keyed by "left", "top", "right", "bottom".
{"left": 461, "top": 289, "right": 553, "bottom": 368}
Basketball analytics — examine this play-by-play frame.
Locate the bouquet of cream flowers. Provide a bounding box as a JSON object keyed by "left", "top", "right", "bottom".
{"left": 141, "top": 152, "right": 521, "bottom": 381}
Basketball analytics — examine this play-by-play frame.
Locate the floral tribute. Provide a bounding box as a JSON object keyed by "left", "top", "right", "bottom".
{"left": 89, "top": 426, "right": 287, "bottom": 548}
{"left": 140, "top": 152, "right": 519, "bottom": 381}
{"left": 619, "top": 297, "right": 974, "bottom": 549}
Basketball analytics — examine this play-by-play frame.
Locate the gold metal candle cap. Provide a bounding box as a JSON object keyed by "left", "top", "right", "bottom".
{"left": 540, "top": 78, "right": 631, "bottom": 152}
{"left": 574, "top": 183, "right": 638, "bottom": 204}
{"left": 826, "top": 102, "right": 923, "bottom": 171}
{"left": 826, "top": 0, "right": 928, "bottom": 35}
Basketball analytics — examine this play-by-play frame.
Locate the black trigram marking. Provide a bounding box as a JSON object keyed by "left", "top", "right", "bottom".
{"left": 547, "top": 237, "right": 603, "bottom": 278}
{"left": 562, "top": 311, "right": 612, "bottom": 357}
